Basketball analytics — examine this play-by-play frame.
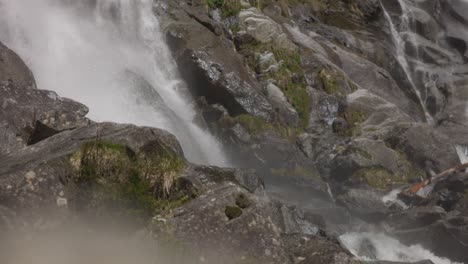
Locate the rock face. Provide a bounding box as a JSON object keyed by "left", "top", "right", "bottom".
{"left": 160, "top": 2, "right": 276, "bottom": 122}
{"left": 238, "top": 7, "right": 296, "bottom": 51}
{"left": 154, "top": 0, "right": 468, "bottom": 262}
{"left": 0, "top": 43, "right": 89, "bottom": 155}
{"left": 1, "top": 0, "right": 468, "bottom": 263}
{"left": 0, "top": 41, "right": 358, "bottom": 264}
{"left": 386, "top": 172, "right": 468, "bottom": 263}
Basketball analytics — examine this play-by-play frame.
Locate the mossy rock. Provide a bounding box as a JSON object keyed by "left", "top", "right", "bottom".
{"left": 68, "top": 140, "right": 188, "bottom": 223}
{"left": 353, "top": 166, "right": 416, "bottom": 190}
{"left": 339, "top": 109, "right": 367, "bottom": 137}
{"left": 137, "top": 141, "right": 186, "bottom": 198}
{"left": 353, "top": 167, "right": 395, "bottom": 190}
{"left": 204, "top": 0, "right": 242, "bottom": 18}
{"left": 225, "top": 205, "right": 243, "bottom": 220}
{"left": 319, "top": 69, "right": 339, "bottom": 95}
{"left": 346, "top": 147, "right": 372, "bottom": 160}
{"left": 238, "top": 41, "right": 310, "bottom": 127}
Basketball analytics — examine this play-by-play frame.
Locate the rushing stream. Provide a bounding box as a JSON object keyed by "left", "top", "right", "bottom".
{"left": 0, "top": 0, "right": 228, "bottom": 166}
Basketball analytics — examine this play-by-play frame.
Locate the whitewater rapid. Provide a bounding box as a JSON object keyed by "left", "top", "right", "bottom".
{"left": 0, "top": 0, "right": 228, "bottom": 166}
{"left": 340, "top": 232, "right": 463, "bottom": 264}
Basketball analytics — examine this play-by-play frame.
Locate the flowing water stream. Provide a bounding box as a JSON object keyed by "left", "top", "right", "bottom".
{"left": 380, "top": 0, "right": 435, "bottom": 124}
{"left": 0, "top": 0, "right": 228, "bottom": 166}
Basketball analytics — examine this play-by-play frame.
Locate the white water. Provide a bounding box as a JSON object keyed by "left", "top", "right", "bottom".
{"left": 340, "top": 232, "right": 462, "bottom": 264}
{"left": 382, "top": 187, "right": 409, "bottom": 209}
{"left": 380, "top": 0, "right": 435, "bottom": 125}
{"left": 0, "top": 0, "right": 228, "bottom": 166}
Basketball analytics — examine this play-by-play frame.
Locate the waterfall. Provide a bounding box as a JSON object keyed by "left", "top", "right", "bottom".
{"left": 380, "top": 0, "right": 435, "bottom": 124}
{"left": 0, "top": 0, "right": 229, "bottom": 166}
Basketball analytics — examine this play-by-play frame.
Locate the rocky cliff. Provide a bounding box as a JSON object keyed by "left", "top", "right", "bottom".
{"left": 0, "top": 0, "right": 468, "bottom": 263}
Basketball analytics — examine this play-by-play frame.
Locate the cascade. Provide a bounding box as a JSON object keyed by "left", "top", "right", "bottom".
{"left": 380, "top": 0, "right": 435, "bottom": 124}
{"left": 0, "top": 0, "right": 229, "bottom": 166}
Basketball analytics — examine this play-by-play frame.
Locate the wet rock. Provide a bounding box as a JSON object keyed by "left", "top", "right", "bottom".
{"left": 385, "top": 123, "right": 459, "bottom": 173}
{"left": 393, "top": 218, "right": 468, "bottom": 263}
{"left": 279, "top": 205, "right": 324, "bottom": 235}
{"left": 329, "top": 138, "right": 419, "bottom": 191}
{"left": 386, "top": 206, "right": 447, "bottom": 230}
{"left": 335, "top": 188, "right": 388, "bottom": 222}
{"left": 346, "top": 89, "right": 412, "bottom": 138}
{"left": 0, "top": 45, "right": 89, "bottom": 154}
{"left": 357, "top": 237, "right": 377, "bottom": 259}
{"left": 386, "top": 172, "right": 468, "bottom": 263}
{"left": 264, "top": 82, "right": 299, "bottom": 126}
{"left": 238, "top": 8, "right": 296, "bottom": 51}
{"left": 192, "top": 166, "right": 264, "bottom": 194}
{"left": 162, "top": 3, "right": 275, "bottom": 122}
{"left": 354, "top": 0, "right": 381, "bottom": 21}
{"left": 332, "top": 117, "right": 349, "bottom": 134}
{"left": 282, "top": 233, "right": 360, "bottom": 264}
{"left": 166, "top": 173, "right": 290, "bottom": 264}
{"left": 0, "top": 122, "right": 183, "bottom": 216}
{"left": 296, "top": 133, "right": 315, "bottom": 158}
{"left": 0, "top": 42, "right": 35, "bottom": 88}
{"left": 257, "top": 52, "right": 279, "bottom": 73}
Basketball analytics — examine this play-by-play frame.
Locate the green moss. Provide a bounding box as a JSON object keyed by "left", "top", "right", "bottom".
{"left": 73, "top": 141, "right": 130, "bottom": 184}
{"left": 248, "top": 0, "right": 265, "bottom": 10}
{"left": 235, "top": 193, "right": 251, "bottom": 209}
{"left": 137, "top": 143, "right": 186, "bottom": 198}
{"left": 238, "top": 42, "right": 310, "bottom": 127}
{"left": 319, "top": 69, "right": 339, "bottom": 95}
{"left": 353, "top": 167, "right": 395, "bottom": 190}
{"left": 205, "top": 0, "right": 224, "bottom": 8}
{"left": 222, "top": 0, "right": 242, "bottom": 18}
{"left": 225, "top": 205, "right": 243, "bottom": 220}
{"left": 353, "top": 165, "right": 418, "bottom": 190}
{"left": 283, "top": 82, "right": 310, "bottom": 127}
{"left": 230, "top": 23, "right": 241, "bottom": 35}
{"left": 349, "top": 3, "right": 364, "bottom": 17}
{"left": 340, "top": 109, "right": 367, "bottom": 137}
{"left": 69, "top": 140, "right": 188, "bottom": 223}
{"left": 393, "top": 148, "right": 425, "bottom": 183}
{"left": 107, "top": 172, "right": 159, "bottom": 219}
{"left": 204, "top": 0, "right": 242, "bottom": 18}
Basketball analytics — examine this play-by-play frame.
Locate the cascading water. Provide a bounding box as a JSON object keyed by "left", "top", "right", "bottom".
{"left": 0, "top": 0, "right": 229, "bottom": 166}
{"left": 380, "top": 0, "right": 435, "bottom": 125}
{"left": 340, "top": 232, "right": 462, "bottom": 264}
{"left": 337, "top": 4, "right": 468, "bottom": 262}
